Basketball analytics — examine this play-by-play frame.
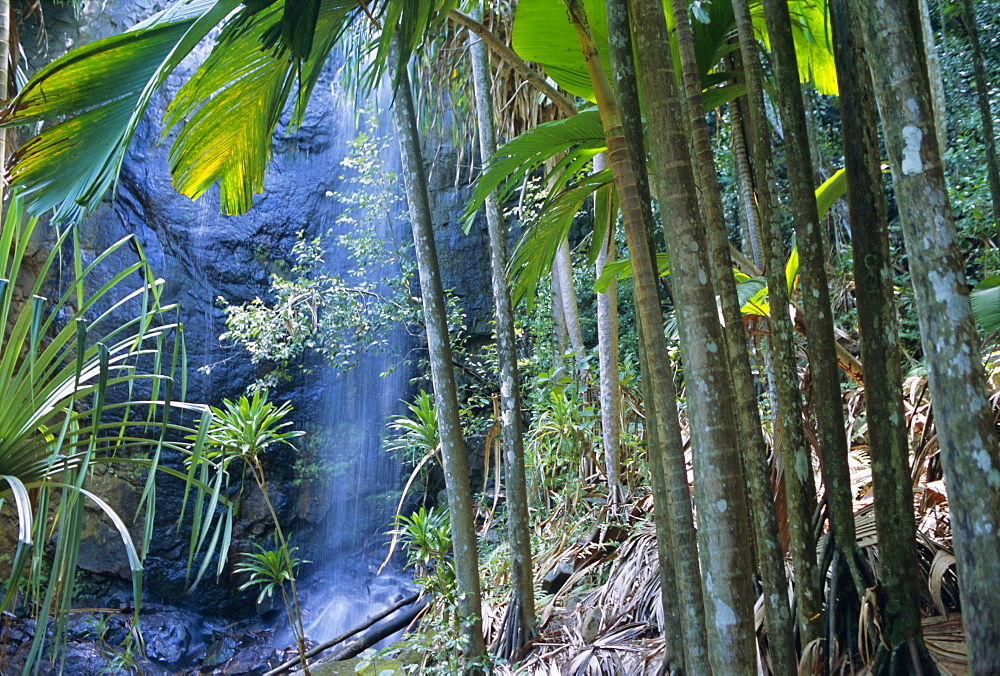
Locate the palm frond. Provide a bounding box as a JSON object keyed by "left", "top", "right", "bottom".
{"left": 0, "top": 0, "right": 241, "bottom": 223}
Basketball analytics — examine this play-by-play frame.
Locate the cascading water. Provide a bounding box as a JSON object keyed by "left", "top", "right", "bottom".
{"left": 294, "top": 83, "right": 419, "bottom": 646}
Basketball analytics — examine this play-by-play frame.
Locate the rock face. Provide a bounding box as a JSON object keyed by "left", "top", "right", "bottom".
{"left": 16, "top": 0, "right": 496, "bottom": 617}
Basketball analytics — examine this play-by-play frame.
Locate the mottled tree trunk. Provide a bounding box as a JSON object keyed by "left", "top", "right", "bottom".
{"left": 730, "top": 95, "right": 764, "bottom": 269}
{"left": 959, "top": 0, "right": 1000, "bottom": 232}
{"left": 730, "top": 0, "right": 823, "bottom": 645}
{"left": 666, "top": 2, "right": 796, "bottom": 671}
{"left": 623, "top": 0, "right": 756, "bottom": 670}
{"left": 553, "top": 237, "right": 585, "bottom": 369}
{"left": 918, "top": 0, "right": 947, "bottom": 155}
{"left": 566, "top": 0, "right": 710, "bottom": 669}
{"left": 830, "top": 1, "right": 931, "bottom": 667}
{"left": 592, "top": 152, "right": 623, "bottom": 502}
{"left": 387, "top": 44, "right": 486, "bottom": 669}
{"left": 467, "top": 18, "right": 535, "bottom": 657}
{"left": 854, "top": 0, "right": 1000, "bottom": 671}
{"left": 761, "top": 0, "right": 867, "bottom": 597}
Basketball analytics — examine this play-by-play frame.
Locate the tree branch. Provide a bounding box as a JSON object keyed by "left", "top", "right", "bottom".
{"left": 447, "top": 9, "right": 578, "bottom": 118}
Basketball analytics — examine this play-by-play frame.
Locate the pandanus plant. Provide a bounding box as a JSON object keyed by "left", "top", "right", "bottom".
{"left": 0, "top": 194, "right": 228, "bottom": 673}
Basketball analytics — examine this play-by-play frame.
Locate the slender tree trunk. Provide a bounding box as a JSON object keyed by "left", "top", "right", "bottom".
{"left": 761, "top": 0, "right": 868, "bottom": 596}
{"left": 918, "top": 0, "right": 948, "bottom": 155}
{"left": 468, "top": 17, "right": 535, "bottom": 657}
{"left": 593, "top": 152, "right": 623, "bottom": 503}
{"left": 730, "top": 96, "right": 764, "bottom": 269}
{"left": 551, "top": 265, "right": 569, "bottom": 376}
{"left": 959, "top": 0, "right": 1000, "bottom": 232}
{"left": 830, "top": 1, "right": 932, "bottom": 667}
{"left": 387, "top": 43, "right": 486, "bottom": 668}
{"left": 635, "top": 318, "right": 685, "bottom": 673}
{"left": 854, "top": 1, "right": 1000, "bottom": 671}
{"left": 623, "top": 0, "right": 756, "bottom": 670}
{"left": 553, "top": 237, "right": 585, "bottom": 367}
{"left": 666, "top": 2, "right": 797, "bottom": 672}
{"left": 564, "top": 1, "right": 710, "bottom": 670}
{"left": 730, "top": 0, "right": 824, "bottom": 645}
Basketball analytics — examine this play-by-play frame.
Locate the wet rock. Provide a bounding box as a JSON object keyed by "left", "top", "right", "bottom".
{"left": 201, "top": 632, "right": 238, "bottom": 670}
{"left": 61, "top": 642, "right": 114, "bottom": 674}
{"left": 143, "top": 610, "right": 200, "bottom": 666}
{"left": 220, "top": 643, "right": 282, "bottom": 675}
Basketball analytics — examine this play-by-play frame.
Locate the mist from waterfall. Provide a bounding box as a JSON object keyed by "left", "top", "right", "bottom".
{"left": 298, "top": 83, "right": 419, "bottom": 645}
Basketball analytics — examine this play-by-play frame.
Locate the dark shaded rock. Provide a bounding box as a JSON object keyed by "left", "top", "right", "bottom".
{"left": 143, "top": 610, "right": 201, "bottom": 666}
{"left": 61, "top": 642, "right": 114, "bottom": 674}
{"left": 221, "top": 643, "right": 282, "bottom": 675}
{"left": 542, "top": 560, "right": 576, "bottom": 595}
{"left": 202, "top": 632, "right": 238, "bottom": 669}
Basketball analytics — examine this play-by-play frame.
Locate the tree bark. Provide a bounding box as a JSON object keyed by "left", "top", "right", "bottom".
{"left": 730, "top": 0, "right": 823, "bottom": 645}
{"left": 623, "top": 0, "right": 756, "bottom": 670}
{"left": 468, "top": 15, "right": 536, "bottom": 658}
{"left": 565, "top": 0, "right": 710, "bottom": 670}
{"left": 959, "top": 0, "right": 1000, "bottom": 232}
{"left": 593, "top": 152, "right": 623, "bottom": 503}
{"left": 554, "top": 236, "right": 585, "bottom": 368}
{"left": 388, "top": 39, "right": 486, "bottom": 668}
{"left": 830, "top": 1, "right": 931, "bottom": 667}
{"left": 761, "top": 0, "right": 868, "bottom": 597}
{"left": 666, "top": 2, "right": 797, "bottom": 672}
{"left": 854, "top": 1, "right": 1000, "bottom": 671}
{"left": 917, "top": 0, "right": 948, "bottom": 156}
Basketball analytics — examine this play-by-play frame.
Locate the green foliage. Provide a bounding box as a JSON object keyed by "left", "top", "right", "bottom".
{"left": 527, "top": 384, "right": 598, "bottom": 506}
{"left": 511, "top": 0, "right": 743, "bottom": 104}
{"left": 235, "top": 541, "right": 305, "bottom": 604}
{"left": 393, "top": 505, "right": 455, "bottom": 594}
{"left": 384, "top": 391, "right": 439, "bottom": 466}
{"left": 970, "top": 276, "right": 1000, "bottom": 332}
{"left": 202, "top": 390, "right": 304, "bottom": 466}
{"left": 216, "top": 123, "right": 416, "bottom": 383}
{"left": 0, "top": 0, "right": 422, "bottom": 223}
{"left": 0, "top": 194, "right": 229, "bottom": 673}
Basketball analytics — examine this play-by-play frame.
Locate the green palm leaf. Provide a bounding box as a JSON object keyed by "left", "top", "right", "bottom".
{"left": 970, "top": 276, "right": 1000, "bottom": 332}
{"left": 0, "top": 0, "right": 242, "bottom": 223}
{"left": 509, "top": 170, "right": 613, "bottom": 307}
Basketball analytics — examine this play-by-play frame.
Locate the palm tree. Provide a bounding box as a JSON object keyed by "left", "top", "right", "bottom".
{"left": 0, "top": 0, "right": 497, "bottom": 666}
{"left": 830, "top": 0, "right": 930, "bottom": 666}
{"left": 854, "top": 0, "right": 1000, "bottom": 669}
{"left": 467, "top": 8, "right": 535, "bottom": 656}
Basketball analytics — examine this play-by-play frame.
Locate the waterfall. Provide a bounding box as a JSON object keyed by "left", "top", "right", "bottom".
{"left": 296, "top": 83, "right": 418, "bottom": 645}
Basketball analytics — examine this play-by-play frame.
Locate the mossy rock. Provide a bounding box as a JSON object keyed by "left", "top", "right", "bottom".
{"left": 305, "top": 654, "right": 408, "bottom": 675}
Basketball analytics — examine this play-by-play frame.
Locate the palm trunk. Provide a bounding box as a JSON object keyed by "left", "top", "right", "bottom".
{"left": 551, "top": 265, "right": 569, "bottom": 377}
{"left": 593, "top": 152, "right": 623, "bottom": 503}
{"left": 387, "top": 42, "right": 486, "bottom": 668}
{"left": 730, "top": 95, "right": 764, "bottom": 269}
{"left": 622, "top": 0, "right": 756, "bottom": 669}
{"left": 918, "top": 0, "right": 947, "bottom": 156}
{"left": 554, "top": 237, "right": 585, "bottom": 368}
{"left": 854, "top": 0, "right": 1000, "bottom": 671}
{"left": 666, "top": 2, "right": 796, "bottom": 671}
{"left": 635, "top": 318, "right": 686, "bottom": 672}
{"left": 830, "top": 1, "right": 931, "bottom": 667}
{"left": 730, "top": 0, "right": 823, "bottom": 645}
{"left": 959, "top": 0, "right": 1000, "bottom": 232}
{"left": 564, "top": 0, "right": 710, "bottom": 669}
{"left": 761, "top": 0, "right": 868, "bottom": 597}
{"left": 467, "top": 17, "right": 535, "bottom": 657}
